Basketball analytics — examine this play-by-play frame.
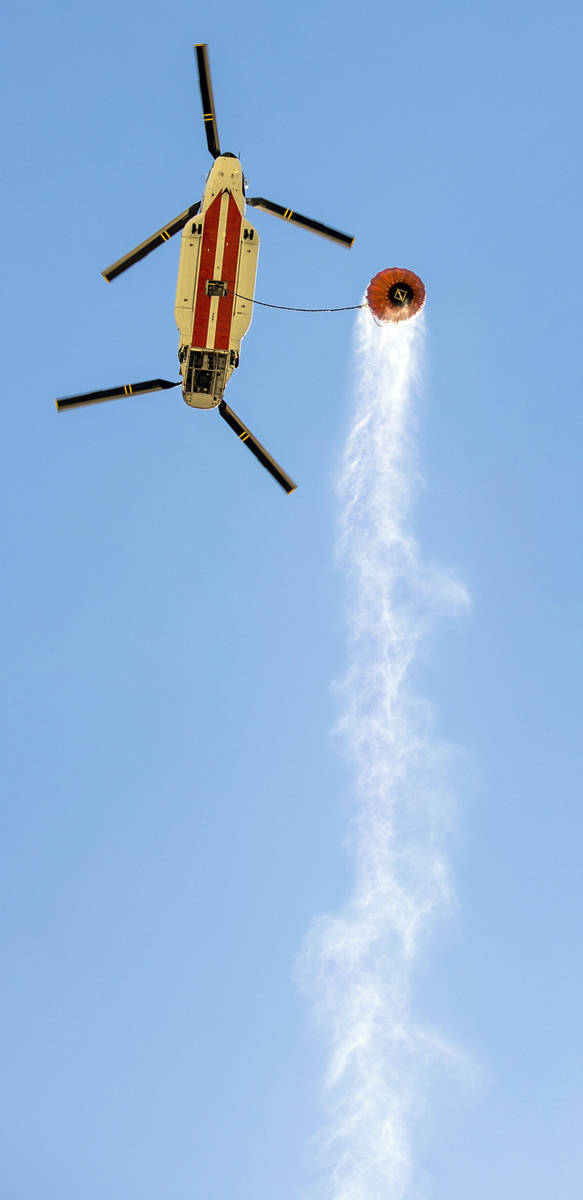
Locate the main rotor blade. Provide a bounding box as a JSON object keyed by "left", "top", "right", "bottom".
{"left": 102, "top": 203, "right": 201, "bottom": 282}
{"left": 56, "top": 379, "right": 181, "bottom": 412}
{"left": 195, "top": 43, "right": 221, "bottom": 159}
{"left": 218, "top": 401, "right": 296, "bottom": 494}
{"left": 246, "top": 197, "right": 354, "bottom": 248}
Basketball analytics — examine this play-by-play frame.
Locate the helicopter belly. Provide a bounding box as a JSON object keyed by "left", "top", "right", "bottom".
{"left": 175, "top": 190, "right": 259, "bottom": 409}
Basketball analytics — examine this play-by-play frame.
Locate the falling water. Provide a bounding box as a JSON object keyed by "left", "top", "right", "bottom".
{"left": 298, "top": 307, "right": 469, "bottom": 1200}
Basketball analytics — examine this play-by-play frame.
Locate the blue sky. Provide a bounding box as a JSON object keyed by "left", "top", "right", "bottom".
{"left": 1, "top": 1, "right": 582, "bottom": 1197}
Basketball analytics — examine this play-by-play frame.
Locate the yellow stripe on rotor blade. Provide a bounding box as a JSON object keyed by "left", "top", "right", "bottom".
{"left": 239, "top": 431, "right": 250, "bottom": 441}
{"left": 283, "top": 209, "right": 293, "bottom": 220}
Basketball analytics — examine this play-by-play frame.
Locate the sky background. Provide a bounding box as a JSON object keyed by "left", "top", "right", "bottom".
{"left": 1, "top": 1, "right": 582, "bottom": 1198}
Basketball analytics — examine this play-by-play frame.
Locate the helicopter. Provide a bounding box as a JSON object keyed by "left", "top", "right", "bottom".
{"left": 56, "top": 43, "right": 355, "bottom": 494}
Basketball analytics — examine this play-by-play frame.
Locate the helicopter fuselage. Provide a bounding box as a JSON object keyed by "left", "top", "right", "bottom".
{"left": 174, "top": 154, "right": 259, "bottom": 410}
{"left": 56, "top": 41, "right": 356, "bottom": 495}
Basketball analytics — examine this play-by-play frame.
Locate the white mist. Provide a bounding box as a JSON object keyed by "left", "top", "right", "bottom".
{"left": 298, "top": 308, "right": 469, "bottom": 1200}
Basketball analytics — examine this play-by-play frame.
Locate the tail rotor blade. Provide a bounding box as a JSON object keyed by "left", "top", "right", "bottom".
{"left": 246, "top": 197, "right": 354, "bottom": 248}
{"left": 102, "top": 203, "right": 201, "bottom": 282}
{"left": 195, "top": 43, "right": 221, "bottom": 159}
{"left": 218, "top": 401, "right": 296, "bottom": 494}
{"left": 56, "top": 379, "right": 181, "bottom": 412}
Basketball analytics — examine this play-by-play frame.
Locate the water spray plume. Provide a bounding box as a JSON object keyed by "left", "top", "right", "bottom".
{"left": 298, "top": 307, "right": 469, "bottom": 1200}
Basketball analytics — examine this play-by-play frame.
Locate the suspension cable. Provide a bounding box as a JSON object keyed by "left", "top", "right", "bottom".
{"left": 226, "top": 288, "right": 365, "bottom": 314}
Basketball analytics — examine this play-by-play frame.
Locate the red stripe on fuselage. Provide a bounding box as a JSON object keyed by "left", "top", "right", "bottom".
{"left": 191, "top": 191, "right": 222, "bottom": 347}
{"left": 214, "top": 193, "right": 243, "bottom": 351}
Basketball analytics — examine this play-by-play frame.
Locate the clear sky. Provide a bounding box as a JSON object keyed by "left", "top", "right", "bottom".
{"left": 1, "top": 1, "right": 582, "bottom": 1198}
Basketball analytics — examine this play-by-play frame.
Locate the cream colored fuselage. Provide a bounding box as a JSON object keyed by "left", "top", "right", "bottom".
{"left": 174, "top": 156, "right": 259, "bottom": 409}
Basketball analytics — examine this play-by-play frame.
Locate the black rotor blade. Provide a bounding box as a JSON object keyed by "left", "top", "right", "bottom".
{"left": 56, "top": 379, "right": 181, "bottom": 412}
{"left": 195, "top": 43, "right": 221, "bottom": 159}
{"left": 218, "top": 401, "right": 296, "bottom": 494}
{"left": 102, "top": 203, "right": 201, "bottom": 282}
{"left": 246, "top": 197, "right": 354, "bottom": 248}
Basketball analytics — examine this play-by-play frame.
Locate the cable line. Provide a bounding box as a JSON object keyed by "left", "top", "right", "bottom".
{"left": 227, "top": 289, "right": 365, "bottom": 314}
